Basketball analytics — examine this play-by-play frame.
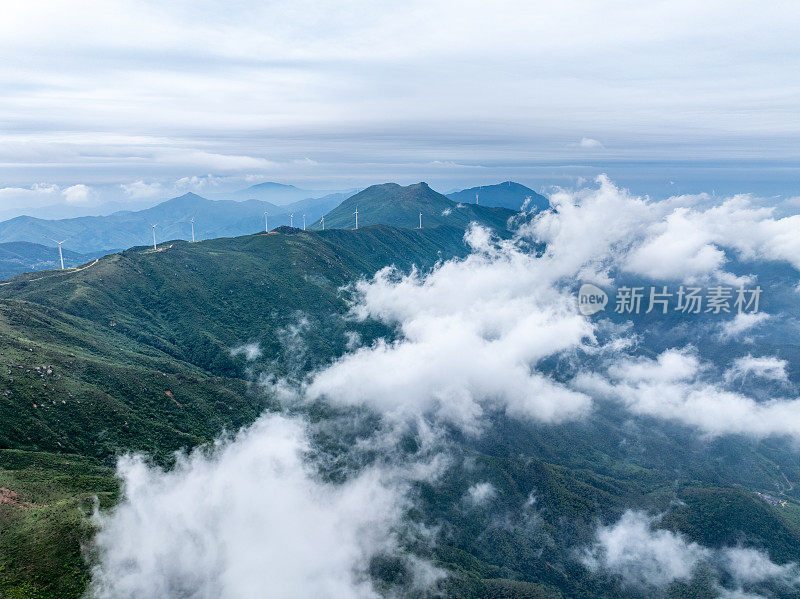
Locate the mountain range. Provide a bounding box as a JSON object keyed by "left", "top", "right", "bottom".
{"left": 0, "top": 191, "right": 347, "bottom": 255}
{"left": 315, "top": 182, "right": 517, "bottom": 231}
{"left": 0, "top": 181, "right": 542, "bottom": 274}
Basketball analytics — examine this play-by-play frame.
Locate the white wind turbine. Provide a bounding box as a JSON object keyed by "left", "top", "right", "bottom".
{"left": 290, "top": 213, "right": 294, "bottom": 228}
{"left": 321, "top": 215, "right": 325, "bottom": 230}
{"left": 151, "top": 224, "right": 158, "bottom": 250}
{"left": 354, "top": 207, "right": 358, "bottom": 229}
{"left": 303, "top": 214, "right": 306, "bottom": 230}
{"left": 264, "top": 211, "right": 269, "bottom": 233}
{"left": 46, "top": 237, "right": 68, "bottom": 269}
{"left": 189, "top": 217, "right": 196, "bottom": 242}
{"left": 418, "top": 211, "right": 423, "bottom": 229}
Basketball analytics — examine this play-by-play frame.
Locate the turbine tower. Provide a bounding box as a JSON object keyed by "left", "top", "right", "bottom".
{"left": 190, "top": 217, "right": 195, "bottom": 242}
{"left": 47, "top": 237, "right": 68, "bottom": 269}
{"left": 264, "top": 211, "right": 269, "bottom": 233}
{"left": 303, "top": 214, "right": 306, "bottom": 230}
{"left": 419, "top": 211, "right": 423, "bottom": 229}
{"left": 151, "top": 224, "right": 158, "bottom": 250}
{"left": 321, "top": 215, "right": 325, "bottom": 230}
{"left": 354, "top": 207, "right": 358, "bottom": 230}
{"left": 290, "top": 213, "right": 294, "bottom": 228}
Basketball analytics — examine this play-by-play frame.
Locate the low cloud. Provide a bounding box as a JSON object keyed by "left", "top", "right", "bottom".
{"left": 576, "top": 349, "right": 800, "bottom": 439}
{"left": 88, "top": 414, "right": 433, "bottom": 599}
{"left": 584, "top": 511, "right": 800, "bottom": 595}
{"left": 465, "top": 482, "right": 496, "bottom": 507}
{"left": 230, "top": 342, "right": 262, "bottom": 362}
{"left": 724, "top": 355, "right": 788, "bottom": 382}
{"left": 719, "top": 313, "right": 771, "bottom": 339}
{"left": 583, "top": 510, "right": 709, "bottom": 587}
{"left": 305, "top": 226, "right": 593, "bottom": 431}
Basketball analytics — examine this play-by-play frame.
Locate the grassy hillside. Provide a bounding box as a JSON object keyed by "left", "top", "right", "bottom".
{"left": 314, "top": 182, "right": 516, "bottom": 231}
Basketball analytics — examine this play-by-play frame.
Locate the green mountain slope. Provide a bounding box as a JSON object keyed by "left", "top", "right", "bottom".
{"left": 314, "top": 182, "right": 516, "bottom": 231}
{"left": 447, "top": 181, "right": 549, "bottom": 212}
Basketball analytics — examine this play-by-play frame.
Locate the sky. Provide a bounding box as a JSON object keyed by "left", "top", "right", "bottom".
{"left": 1, "top": 0, "right": 799, "bottom": 217}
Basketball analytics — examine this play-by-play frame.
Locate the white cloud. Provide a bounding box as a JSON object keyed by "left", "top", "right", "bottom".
{"left": 62, "top": 183, "right": 93, "bottom": 205}
{"left": 164, "top": 151, "right": 277, "bottom": 172}
{"left": 724, "top": 355, "right": 788, "bottom": 382}
{"left": 465, "top": 482, "right": 496, "bottom": 506}
{"left": 723, "top": 547, "right": 800, "bottom": 586}
{"left": 230, "top": 342, "right": 262, "bottom": 362}
{"left": 89, "top": 414, "right": 434, "bottom": 599}
{"left": 305, "top": 225, "right": 593, "bottom": 431}
{"left": 175, "top": 174, "right": 222, "bottom": 191}
{"left": 582, "top": 510, "right": 709, "bottom": 587}
{"left": 0, "top": 183, "right": 59, "bottom": 199}
{"left": 578, "top": 137, "right": 604, "bottom": 149}
{"left": 121, "top": 180, "right": 163, "bottom": 199}
{"left": 584, "top": 512, "right": 800, "bottom": 595}
{"left": 720, "top": 313, "right": 771, "bottom": 339}
{"left": 576, "top": 349, "right": 800, "bottom": 439}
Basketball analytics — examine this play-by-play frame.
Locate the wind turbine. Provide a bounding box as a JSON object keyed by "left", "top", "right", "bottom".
{"left": 321, "top": 215, "right": 325, "bottom": 230}
{"left": 46, "top": 237, "right": 68, "bottom": 269}
{"left": 151, "top": 224, "right": 158, "bottom": 250}
{"left": 189, "top": 217, "right": 195, "bottom": 242}
{"left": 290, "top": 213, "right": 294, "bottom": 228}
{"left": 303, "top": 214, "right": 306, "bottom": 230}
{"left": 418, "top": 211, "right": 423, "bottom": 229}
{"left": 264, "top": 211, "right": 269, "bottom": 233}
{"left": 354, "top": 207, "right": 358, "bottom": 230}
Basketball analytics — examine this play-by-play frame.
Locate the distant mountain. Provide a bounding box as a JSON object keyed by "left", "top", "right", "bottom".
{"left": 447, "top": 181, "right": 549, "bottom": 212}
{"left": 0, "top": 241, "right": 98, "bottom": 280}
{"left": 0, "top": 192, "right": 348, "bottom": 254}
{"left": 223, "top": 182, "right": 342, "bottom": 205}
{"left": 316, "top": 182, "right": 516, "bottom": 231}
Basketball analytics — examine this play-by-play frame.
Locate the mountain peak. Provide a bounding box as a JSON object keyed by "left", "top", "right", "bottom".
{"left": 318, "top": 181, "right": 515, "bottom": 231}
{"left": 446, "top": 181, "right": 549, "bottom": 212}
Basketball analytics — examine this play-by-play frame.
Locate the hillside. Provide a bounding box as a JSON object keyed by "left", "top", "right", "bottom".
{"left": 315, "top": 182, "right": 516, "bottom": 231}
{"left": 0, "top": 192, "right": 347, "bottom": 255}
{"left": 2, "top": 226, "right": 800, "bottom": 597}
{"left": 447, "top": 181, "right": 550, "bottom": 212}
{"left": 0, "top": 242, "right": 98, "bottom": 280}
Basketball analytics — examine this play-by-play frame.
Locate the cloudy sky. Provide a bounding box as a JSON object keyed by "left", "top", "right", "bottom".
{"left": 1, "top": 0, "right": 799, "bottom": 215}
